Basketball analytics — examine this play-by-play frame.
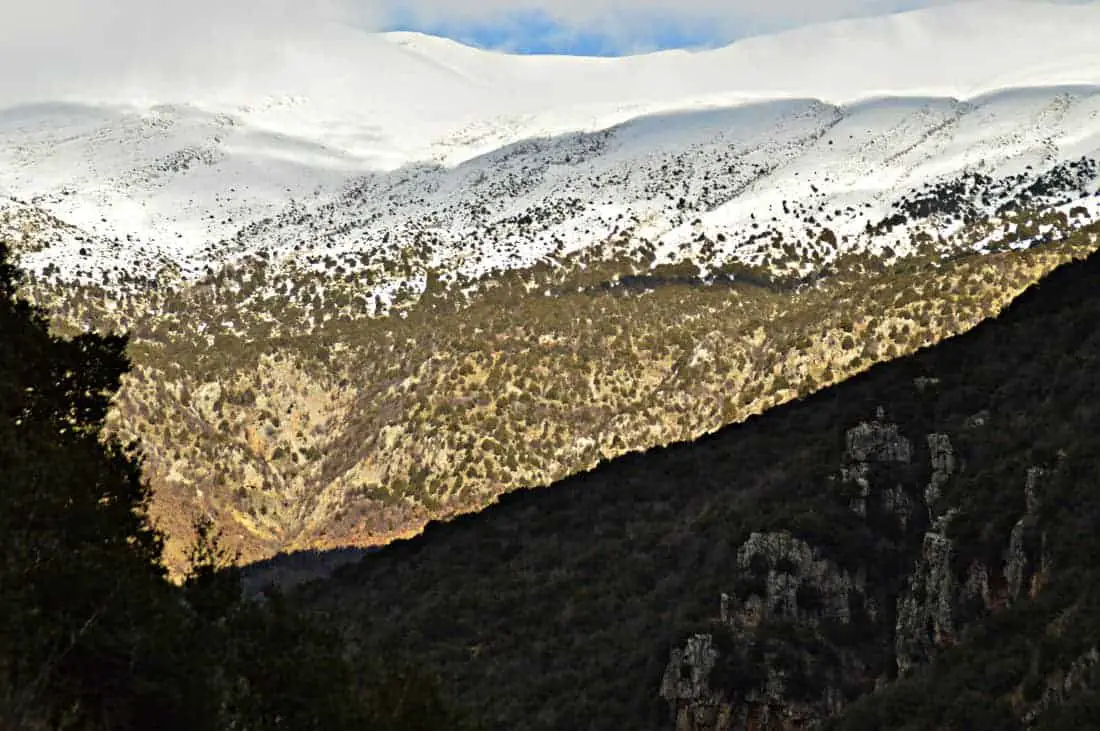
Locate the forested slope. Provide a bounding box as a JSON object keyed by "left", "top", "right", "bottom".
{"left": 301, "top": 233, "right": 1100, "bottom": 730}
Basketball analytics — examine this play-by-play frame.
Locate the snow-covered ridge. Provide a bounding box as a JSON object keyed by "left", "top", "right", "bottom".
{"left": 2, "top": 1, "right": 1100, "bottom": 290}
{"left": 5, "top": 1, "right": 1099, "bottom": 170}
{"left": 9, "top": 87, "right": 1100, "bottom": 296}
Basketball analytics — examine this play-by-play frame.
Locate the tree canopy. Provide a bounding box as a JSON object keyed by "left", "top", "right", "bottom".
{"left": 0, "top": 241, "right": 471, "bottom": 730}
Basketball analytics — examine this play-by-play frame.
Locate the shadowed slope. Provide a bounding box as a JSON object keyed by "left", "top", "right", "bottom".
{"left": 299, "top": 240, "right": 1100, "bottom": 729}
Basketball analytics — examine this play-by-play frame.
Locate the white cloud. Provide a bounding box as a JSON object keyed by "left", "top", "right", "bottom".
{"left": 0, "top": 0, "right": 374, "bottom": 104}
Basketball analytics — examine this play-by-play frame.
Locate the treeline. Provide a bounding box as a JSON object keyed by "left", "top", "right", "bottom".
{"left": 0, "top": 241, "right": 473, "bottom": 730}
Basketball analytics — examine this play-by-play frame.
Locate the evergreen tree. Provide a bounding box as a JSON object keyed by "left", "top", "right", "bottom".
{"left": 0, "top": 241, "right": 474, "bottom": 730}
{"left": 0, "top": 240, "right": 196, "bottom": 729}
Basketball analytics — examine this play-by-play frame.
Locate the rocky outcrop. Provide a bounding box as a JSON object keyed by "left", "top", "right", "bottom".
{"left": 730, "top": 531, "right": 866, "bottom": 630}
{"left": 842, "top": 408, "right": 913, "bottom": 520}
{"left": 924, "top": 433, "right": 955, "bottom": 516}
{"left": 661, "top": 634, "right": 732, "bottom": 731}
{"left": 662, "top": 410, "right": 924, "bottom": 728}
{"left": 1005, "top": 466, "right": 1049, "bottom": 603}
{"left": 895, "top": 523, "right": 958, "bottom": 675}
{"left": 661, "top": 530, "right": 872, "bottom": 729}
{"left": 844, "top": 409, "right": 913, "bottom": 464}
{"left": 663, "top": 404, "right": 1062, "bottom": 728}
{"left": 895, "top": 464, "right": 1055, "bottom": 676}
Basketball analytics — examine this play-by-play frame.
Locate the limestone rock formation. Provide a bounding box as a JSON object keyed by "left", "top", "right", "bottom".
{"left": 660, "top": 634, "right": 732, "bottom": 731}
{"left": 895, "top": 528, "right": 958, "bottom": 675}
{"left": 842, "top": 409, "right": 913, "bottom": 520}
{"left": 924, "top": 432, "right": 955, "bottom": 514}
{"left": 662, "top": 401, "right": 1066, "bottom": 728}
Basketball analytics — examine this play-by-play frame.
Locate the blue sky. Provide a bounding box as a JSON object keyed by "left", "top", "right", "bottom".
{"left": 385, "top": 9, "right": 726, "bottom": 55}
{"left": 376, "top": 0, "right": 981, "bottom": 56}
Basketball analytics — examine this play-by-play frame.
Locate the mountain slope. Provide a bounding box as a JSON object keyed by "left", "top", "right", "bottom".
{"left": 8, "top": 87, "right": 1100, "bottom": 292}
{"left": 4, "top": 1, "right": 1100, "bottom": 283}
{"left": 18, "top": 213, "right": 1095, "bottom": 572}
{"left": 298, "top": 229, "right": 1100, "bottom": 730}
{"left": 5, "top": 2, "right": 1100, "bottom": 569}
{"left": 8, "top": 1, "right": 1100, "bottom": 167}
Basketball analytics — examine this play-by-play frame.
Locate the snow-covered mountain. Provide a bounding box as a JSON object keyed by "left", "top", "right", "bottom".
{"left": 3, "top": 0, "right": 1100, "bottom": 293}
{"left": 5, "top": 1, "right": 1100, "bottom": 569}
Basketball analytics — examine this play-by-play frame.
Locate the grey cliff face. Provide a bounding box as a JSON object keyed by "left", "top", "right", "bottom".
{"left": 842, "top": 410, "right": 912, "bottom": 520}
{"left": 895, "top": 528, "right": 958, "bottom": 675}
{"left": 844, "top": 411, "right": 913, "bottom": 464}
{"left": 661, "top": 400, "right": 1062, "bottom": 729}
{"left": 924, "top": 433, "right": 955, "bottom": 515}
{"left": 731, "top": 532, "right": 865, "bottom": 630}
{"left": 895, "top": 455, "right": 1056, "bottom": 677}
{"left": 661, "top": 635, "right": 732, "bottom": 731}
{"left": 1004, "top": 466, "right": 1048, "bottom": 604}
{"left": 661, "top": 529, "right": 866, "bottom": 729}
